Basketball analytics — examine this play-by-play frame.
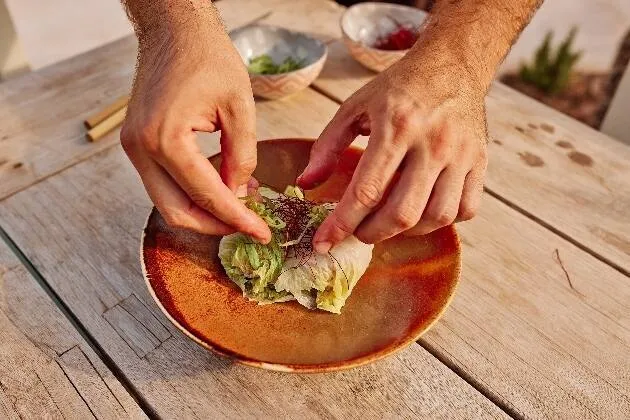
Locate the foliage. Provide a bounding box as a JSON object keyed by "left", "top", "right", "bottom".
{"left": 247, "top": 54, "right": 305, "bottom": 75}
{"left": 519, "top": 27, "right": 582, "bottom": 94}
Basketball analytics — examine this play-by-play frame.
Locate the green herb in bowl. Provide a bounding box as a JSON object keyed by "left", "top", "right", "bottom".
{"left": 248, "top": 54, "right": 306, "bottom": 75}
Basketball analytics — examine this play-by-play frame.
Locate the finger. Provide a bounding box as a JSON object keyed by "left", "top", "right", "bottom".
{"left": 297, "top": 104, "right": 360, "bottom": 189}
{"left": 405, "top": 166, "right": 467, "bottom": 236}
{"left": 312, "top": 120, "right": 405, "bottom": 252}
{"left": 455, "top": 165, "right": 485, "bottom": 222}
{"left": 236, "top": 183, "right": 248, "bottom": 197}
{"left": 128, "top": 151, "right": 235, "bottom": 236}
{"left": 218, "top": 97, "right": 258, "bottom": 191}
{"left": 156, "top": 132, "right": 271, "bottom": 243}
{"left": 355, "top": 151, "right": 440, "bottom": 243}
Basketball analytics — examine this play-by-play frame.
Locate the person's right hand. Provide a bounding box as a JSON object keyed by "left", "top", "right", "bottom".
{"left": 120, "top": 9, "right": 271, "bottom": 243}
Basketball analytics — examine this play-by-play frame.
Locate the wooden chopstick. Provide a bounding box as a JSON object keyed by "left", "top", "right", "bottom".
{"left": 84, "top": 94, "right": 130, "bottom": 129}
{"left": 86, "top": 105, "right": 127, "bottom": 142}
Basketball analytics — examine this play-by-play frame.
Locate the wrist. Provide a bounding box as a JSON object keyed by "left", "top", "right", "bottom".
{"left": 127, "top": 0, "right": 224, "bottom": 48}
{"left": 408, "top": 19, "right": 497, "bottom": 97}
{"left": 404, "top": 0, "right": 541, "bottom": 96}
{"left": 394, "top": 40, "right": 488, "bottom": 108}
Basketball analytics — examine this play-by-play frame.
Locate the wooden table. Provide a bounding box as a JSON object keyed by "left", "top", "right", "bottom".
{"left": 0, "top": 0, "right": 628, "bottom": 418}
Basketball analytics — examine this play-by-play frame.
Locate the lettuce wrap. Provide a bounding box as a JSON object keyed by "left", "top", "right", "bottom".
{"left": 218, "top": 186, "right": 373, "bottom": 313}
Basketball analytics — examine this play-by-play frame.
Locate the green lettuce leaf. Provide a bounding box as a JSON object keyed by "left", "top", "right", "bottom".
{"left": 243, "top": 196, "right": 285, "bottom": 229}
{"left": 247, "top": 54, "right": 305, "bottom": 75}
{"left": 218, "top": 232, "right": 291, "bottom": 303}
{"left": 283, "top": 185, "right": 304, "bottom": 199}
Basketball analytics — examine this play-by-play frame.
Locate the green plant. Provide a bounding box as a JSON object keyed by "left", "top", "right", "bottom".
{"left": 519, "top": 27, "right": 582, "bottom": 94}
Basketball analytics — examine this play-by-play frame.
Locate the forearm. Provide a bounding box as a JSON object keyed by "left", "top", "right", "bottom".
{"left": 409, "top": 0, "right": 543, "bottom": 93}
{"left": 122, "top": 0, "right": 223, "bottom": 45}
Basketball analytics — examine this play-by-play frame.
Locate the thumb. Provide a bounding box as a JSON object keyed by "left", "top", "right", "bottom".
{"left": 219, "top": 98, "right": 258, "bottom": 191}
{"left": 297, "top": 104, "right": 359, "bottom": 189}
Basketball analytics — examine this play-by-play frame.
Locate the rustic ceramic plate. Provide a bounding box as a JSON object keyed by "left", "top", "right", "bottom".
{"left": 142, "top": 139, "right": 461, "bottom": 372}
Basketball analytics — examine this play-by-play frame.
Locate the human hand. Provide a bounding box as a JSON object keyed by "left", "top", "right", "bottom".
{"left": 298, "top": 53, "right": 488, "bottom": 253}
{"left": 120, "top": 7, "right": 270, "bottom": 242}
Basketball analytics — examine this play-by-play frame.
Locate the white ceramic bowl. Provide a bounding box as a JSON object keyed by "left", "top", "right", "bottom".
{"left": 341, "top": 2, "right": 427, "bottom": 72}
{"left": 230, "top": 25, "right": 328, "bottom": 100}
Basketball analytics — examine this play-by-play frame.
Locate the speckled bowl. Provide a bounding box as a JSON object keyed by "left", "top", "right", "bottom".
{"left": 341, "top": 2, "right": 427, "bottom": 72}
{"left": 142, "top": 139, "right": 461, "bottom": 373}
{"left": 230, "top": 25, "right": 328, "bottom": 100}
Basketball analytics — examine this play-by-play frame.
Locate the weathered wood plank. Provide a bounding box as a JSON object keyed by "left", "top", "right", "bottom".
{"left": 312, "top": 40, "right": 630, "bottom": 275}
{"left": 484, "top": 83, "right": 630, "bottom": 273}
{"left": 214, "top": 0, "right": 283, "bottom": 30}
{"left": 311, "top": 41, "right": 373, "bottom": 103}
{"left": 0, "top": 1, "right": 275, "bottom": 200}
{"left": 0, "top": 237, "right": 146, "bottom": 419}
{"left": 259, "top": 0, "right": 345, "bottom": 42}
{"left": 0, "top": 89, "right": 506, "bottom": 419}
{"left": 57, "top": 346, "right": 128, "bottom": 419}
{"left": 119, "top": 294, "right": 171, "bottom": 342}
{"left": 103, "top": 304, "right": 164, "bottom": 359}
{"left": 424, "top": 196, "right": 630, "bottom": 419}
{"left": 0, "top": 36, "right": 135, "bottom": 199}
{"left": 0, "top": 387, "right": 20, "bottom": 420}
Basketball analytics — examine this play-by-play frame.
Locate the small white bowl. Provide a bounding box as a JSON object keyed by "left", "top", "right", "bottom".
{"left": 230, "top": 25, "right": 328, "bottom": 100}
{"left": 341, "top": 2, "right": 427, "bottom": 73}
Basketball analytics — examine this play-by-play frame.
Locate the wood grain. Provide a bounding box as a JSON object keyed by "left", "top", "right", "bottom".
{"left": 0, "top": 89, "right": 505, "bottom": 418}
{"left": 259, "top": 0, "right": 345, "bottom": 42}
{"left": 0, "top": 36, "right": 136, "bottom": 200}
{"left": 312, "top": 40, "right": 630, "bottom": 274}
{"left": 484, "top": 83, "right": 630, "bottom": 274}
{"left": 0, "top": 237, "right": 145, "bottom": 419}
{"left": 424, "top": 197, "right": 630, "bottom": 419}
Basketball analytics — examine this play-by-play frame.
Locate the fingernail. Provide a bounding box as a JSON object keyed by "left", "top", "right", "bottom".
{"left": 314, "top": 241, "right": 332, "bottom": 254}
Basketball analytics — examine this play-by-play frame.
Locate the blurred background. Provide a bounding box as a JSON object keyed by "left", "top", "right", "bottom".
{"left": 1, "top": 0, "right": 628, "bottom": 138}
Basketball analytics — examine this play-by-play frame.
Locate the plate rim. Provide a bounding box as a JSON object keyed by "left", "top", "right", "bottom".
{"left": 141, "top": 138, "right": 462, "bottom": 373}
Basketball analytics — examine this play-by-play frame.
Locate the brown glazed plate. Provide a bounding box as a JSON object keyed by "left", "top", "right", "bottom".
{"left": 142, "top": 139, "right": 461, "bottom": 372}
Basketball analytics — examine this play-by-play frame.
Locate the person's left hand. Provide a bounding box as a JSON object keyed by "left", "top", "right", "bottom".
{"left": 297, "top": 54, "right": 489, "bottom": 253}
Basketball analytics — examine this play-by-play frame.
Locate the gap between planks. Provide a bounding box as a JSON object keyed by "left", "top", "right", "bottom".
{"left": 310, "top": 83, "right": 630, "bottom": 279}
{"left": 0, "top": 225, "right": 160, "bottom": 419}
{"left": 418, "top": 339, "right": 522, "bottom": 420}
{"left": 484, "top": 188, "right": 629, "bottom": 278}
